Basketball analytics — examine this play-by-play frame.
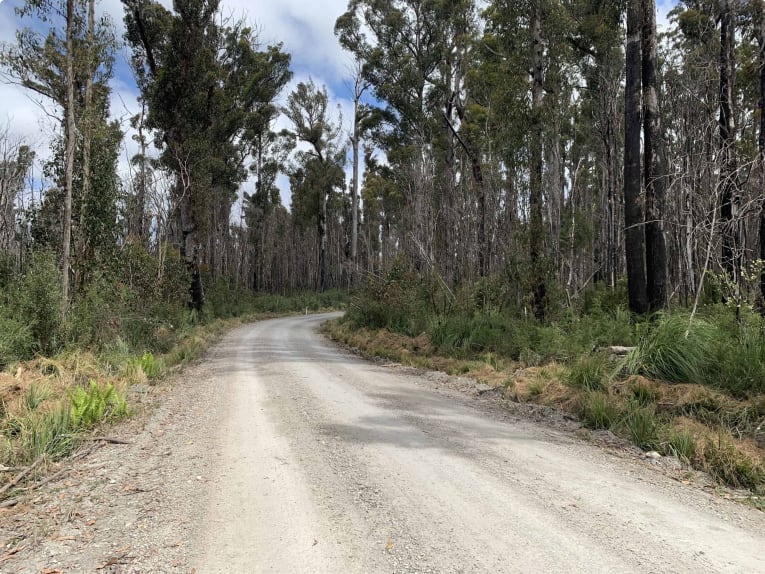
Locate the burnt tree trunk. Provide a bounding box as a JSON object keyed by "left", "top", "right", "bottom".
{"left": 642, "top": 0, "right": 668, "bottom": 310}
{"left": 624, "top": 0, "right": 648, "bottom": 314}
{"left": 759, "top": 0, "right": 765, "bottom": 306}
{"left": 719, "top": 0, "right": 739, "bottom": 282}
{"left": 529, "top": 4, "right": 546, "bottom": 320}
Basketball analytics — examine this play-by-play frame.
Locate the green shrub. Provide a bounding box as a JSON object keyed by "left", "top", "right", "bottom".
{"left": 15, "top": 251, "right": 62, "bottom": 354}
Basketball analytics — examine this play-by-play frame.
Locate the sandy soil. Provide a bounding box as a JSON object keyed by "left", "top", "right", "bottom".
{"left": 2, "top": 313, "right": 764, "bottom": 573}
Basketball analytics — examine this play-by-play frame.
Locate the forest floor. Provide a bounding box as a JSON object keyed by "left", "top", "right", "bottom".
{"left": 1, "top": 313, "right": 764, "bottom": 573}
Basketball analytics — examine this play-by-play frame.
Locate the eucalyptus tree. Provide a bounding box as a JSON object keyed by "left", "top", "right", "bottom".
{"left": 718, "top": 0, "right": 740, "bottom": 284}
{"left": 642, "top": 0, "right": 668, "bottom": 310}
{"left": 0, "top": 133, "right": 34, "bottom": 255}
{"left": 758, "top": 0, "right": 765, "bottom": 304}
{"left": 283, "top": 80, "right": 346, "bottom": 292}
{"left": 567, "top": 0, "right": 626, "bottom": 291}
{"left": 243, "top": 128, "right": 291, "bottom": 292}
{"left": 481, "top": 0, "right": 574, "bottom": 319}
{"left": 336, "top": 0, "right": 478, "bottom": 282}
{"left": 123, "top": 0, "right": 290, "bottom": 310}
{"left": 624, "top": 0, "right": 648, "bottom": 314}
{"left": 1, "top": 0, "right": 118, "bottom": 314}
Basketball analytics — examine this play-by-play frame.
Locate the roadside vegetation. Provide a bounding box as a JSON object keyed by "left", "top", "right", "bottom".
{"left": 326, "top": 268, "right": 765, "bottom": 495}
{"left": 0, "top": 250, "right": 345, "bottom": 496}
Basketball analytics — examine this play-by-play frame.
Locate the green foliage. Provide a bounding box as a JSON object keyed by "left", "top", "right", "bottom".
{"left": 566, "top": 354, "right": 608, "bottom": 392}
{"left": 621, "top": 406, "right": 659, "bottom": 449}
{"left": 137, "top": 352, "right": 162, "bottom": 379}
{"left": 69, "top": 380, "right": 128, "bottom": 429}
{"left": 627, "top": 314, "right": 714, "bottom": 384}
{"left": 0, "top": 315, "right": 34, "bottom": 367}
{"left": 709, "top": 320, "right": 765, "bottom": 396}
{"left": 16, "top": 251, "right": 62, "bottom": 354}
{"left": 24, "top": 383, "right": 50, "bottom": 412}
{"left": 19, "top": 405, "right": 75, "bottom": 463}
{"left": 661, "top": 428, "right": 696, "bottom": 462}
{"left": 578, "top": 391, "right": 622, "bottom": 430}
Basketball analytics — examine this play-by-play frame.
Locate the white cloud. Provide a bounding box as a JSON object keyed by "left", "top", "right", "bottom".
{"left": 223, "top": 0, "right": 351, "bottom": 82}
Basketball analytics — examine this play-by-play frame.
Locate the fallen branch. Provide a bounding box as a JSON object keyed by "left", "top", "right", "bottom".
{"left": 0, "top": 455, "right": 44, "bottom": 497}
{"left": 606, "top": 346, "right": 635, "bottom": 357}
{"left": 19, "top": 466, "right": 71, "bottom": 493}
{"left": 0, "top": 496, "right": 21, "bottom": 509}
{"left": 0, "top": 544, "right": 27, "bottom": 562}
{"left": 88, "top": 436, "right": 132, "bottom": 445}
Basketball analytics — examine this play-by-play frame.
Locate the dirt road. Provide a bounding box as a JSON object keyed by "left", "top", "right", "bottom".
{"left": 4, "top": 313, "right": 765, "bottom": 573}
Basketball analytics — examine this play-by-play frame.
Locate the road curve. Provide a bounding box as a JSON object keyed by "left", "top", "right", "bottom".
{"left": 193, "top": 313, "right": 765, "bottom": 574}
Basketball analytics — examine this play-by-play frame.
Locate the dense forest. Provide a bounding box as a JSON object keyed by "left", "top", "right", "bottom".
{"left": 0, "top": 0, "right": 764, "bottom": 490}
{"left": 1, "top": 0, "right": 764, "bottom": 321}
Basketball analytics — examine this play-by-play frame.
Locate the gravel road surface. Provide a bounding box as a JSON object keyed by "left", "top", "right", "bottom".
{"left": 3, "top": 313, "right": 765, "bottom": 573}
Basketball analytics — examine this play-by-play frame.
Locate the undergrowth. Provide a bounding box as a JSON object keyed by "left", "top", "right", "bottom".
{"left": 0, "top": 263, "right": 347, "bottom": 475}
{"left": 329, "top": 270, "right": 765, "bottom": 493}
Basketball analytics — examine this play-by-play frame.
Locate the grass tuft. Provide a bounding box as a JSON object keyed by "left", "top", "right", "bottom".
{"left": 628, "top": 315, "right": 714, "bottom": 385}
{"left": 621, "top": 406, "right": 659, "bottom": 449}
{"left": 24, "top": 383, "right": 51, "bottom": 412}
{"left": 566, "top": 354, "right": 609, "bottom": 392}
{"left": 578, "top": 391, "right": 622, "bottom": 430}
{"left": 661, "top": 427, "right": 697, "bottom": 462}
{"left": 70, "top": 380, "right": 128, "bottom": 429}
{"left": 700, "top": 433, "right": 765, "bottom": 492}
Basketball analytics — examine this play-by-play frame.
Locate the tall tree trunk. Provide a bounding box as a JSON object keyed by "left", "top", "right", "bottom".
{"left": 474, "top": 156, "right": 488, "bottom": 278}
{"left": 76, "top": 0, "right": 95, "bottom": 291}
{"left": 529, "top": 4, "right": 546, "bottom": 320}
{"left": 61, "top": 0, "right": 76, "bottom": 319}
{"left": 318, "top": 189, "right": 328, "bottom": 292}
{"left": 642, "top": 0, "right": 668, "bottom": 310}
{"left": 624, "top": 0, "right": 648, "bottom": 314}
{"left": 758, "top": 0, "right": 765, "bottom": 306}
{"left": 719, "top": 0, "right": 739, "bottom": 282}
{"left": 131, "top": 103, "right": 150, "bottom": 246}
{"left": 180, "top": 190, "right": 204, "bottom": 311}
{"left": 351, "top": 99, "right": 360, "bottom": 266}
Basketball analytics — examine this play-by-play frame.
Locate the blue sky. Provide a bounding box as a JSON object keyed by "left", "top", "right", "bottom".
{"left": 0, "top": 0, "right": 679, "bottom": 205}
